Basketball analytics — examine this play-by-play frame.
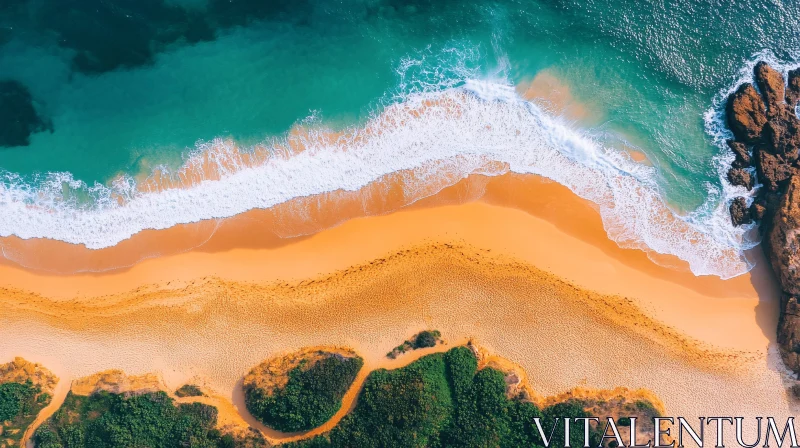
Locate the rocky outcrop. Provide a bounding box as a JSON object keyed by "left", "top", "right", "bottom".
{"left": 726, "top": 83, "right": 767, "bottom": 144}
{"left": 727, "top": 167, "right": 754, "bottom": 190}
{"left": 787, "top": 69, "right": 800, "bottom": 108}
{"left": 726, "top": 62, "right": 800, "bottom": 375}
{"left": 729, "top": 196, "right": 751, "bottom": 226}
{"left": 727, "top": 140, "right": 752, "bottom": 168}
{"left": 768, "top": 176, "right": 800, "bottom": 296}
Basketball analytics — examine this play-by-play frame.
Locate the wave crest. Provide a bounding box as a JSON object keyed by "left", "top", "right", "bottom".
{"left": 0, "top": 75, "right": 753, "bottom": 278}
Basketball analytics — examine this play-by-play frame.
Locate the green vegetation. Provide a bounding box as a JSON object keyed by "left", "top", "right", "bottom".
{"left": 386, "top": 330, "right": 443, "bottom": 359}
{"left": 0, "top": 380, "right": 51, "bottom": 447}
{"left": 175, "top": 384, "right": 204, "bottom": 398}
{"left": 33, "top": 390, "right": 261, "bottom": 448}
{"left": 633, "top": 400, "right": 661, "bottom": 418}
{"left": 285, "top": 346, "right": 603, "bottom": 448}
{"left": 245, "top": 354, "right": 364, "bottom": 433}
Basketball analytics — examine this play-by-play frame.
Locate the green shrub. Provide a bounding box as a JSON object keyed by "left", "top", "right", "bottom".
{"left": 175, "top": 384, "right": 205, "bottom": 398}
{"left": 413, "top": 331, "right": 439, "bottom": 349}
{"left": 33, "top": 390, "right": 238, "bottom": 448}
{"left": 245, "top": 355, "right": 363, "bottom": 433}
{"left": 327, "top": 352, "right": 453, "bottom": 448}
{"left": 634, "top": 400, "right": 661, "bottom": 418}
{"left": 0, "top": 380, "right": 50, "bottom": 446}
{"left": 0, "top": 380, "right": 38, "bottom": 421}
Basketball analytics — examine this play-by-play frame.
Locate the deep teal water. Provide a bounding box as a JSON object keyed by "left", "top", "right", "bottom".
{"left": 0, "top": 0, "right": 798, "bottom": 276}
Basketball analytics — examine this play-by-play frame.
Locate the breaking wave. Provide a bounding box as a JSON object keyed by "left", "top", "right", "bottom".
{"left": 0, "top": 52, "right": 757, "bottom": 279}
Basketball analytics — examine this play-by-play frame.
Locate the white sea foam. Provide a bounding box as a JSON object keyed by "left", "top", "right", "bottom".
{"left": 0, "top": 73, "right": 755, "bottom": 278}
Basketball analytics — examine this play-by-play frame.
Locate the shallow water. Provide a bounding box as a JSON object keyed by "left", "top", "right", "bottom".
{"left": 0, "top": 0, "right": 798, "bottom": 277}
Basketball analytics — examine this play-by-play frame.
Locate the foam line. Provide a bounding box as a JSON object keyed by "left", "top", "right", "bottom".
{"left": 0, "top": 76, "right": 755, "bottom": 278}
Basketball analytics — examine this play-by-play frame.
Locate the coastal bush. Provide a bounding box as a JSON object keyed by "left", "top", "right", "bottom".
{"left": 0, "top": 380, "right": 50, "bottom": 446}
{"left": 284, "top": 346, "right": 605, "bottom": 448}
{"left": 326, "top": 352, "right": 453, "bottom": 448}
{"left": 245, "top": 354, "right": 363, "bottom": 433}
{"left": 33, "top": 390, "right": 237, "bottom": 448}
{"left": 386, "top": 330, "right": 443, "bottom": 359}
{"left": 0, "top": 381, "right": 38, "bottom": 421}
{"left": 175, "top": 384, "right": 205, "bottom": 398}
{"left": 413, "top": 330, "right": 439, "bottom": 349}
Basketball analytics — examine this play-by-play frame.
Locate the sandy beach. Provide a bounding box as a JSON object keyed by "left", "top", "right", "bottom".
{"left": 0, "top": 172, "right": 794, "bottom": 429}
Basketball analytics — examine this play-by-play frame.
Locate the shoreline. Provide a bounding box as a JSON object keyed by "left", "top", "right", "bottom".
{"left": 0, "top": 174, "right": 778, "bottom": 352}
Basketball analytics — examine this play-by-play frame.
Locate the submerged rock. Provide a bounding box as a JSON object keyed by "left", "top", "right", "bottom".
{"left": 0, "top": 80, "right": 51, "bottom": 147}
{"left": 726, "top": 83, "right": 767, "bottom": 144}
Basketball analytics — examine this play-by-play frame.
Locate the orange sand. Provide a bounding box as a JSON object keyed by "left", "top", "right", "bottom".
{"left": 0, "top": 174, "right": 778, "bottom": 352}
{"left": 0, "top": 173, "right": 792, "bottom": 427}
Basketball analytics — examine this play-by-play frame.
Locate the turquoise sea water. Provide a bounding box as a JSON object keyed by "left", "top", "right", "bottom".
{"left": 0, "top": 0, "right": 798, "bottom": 277}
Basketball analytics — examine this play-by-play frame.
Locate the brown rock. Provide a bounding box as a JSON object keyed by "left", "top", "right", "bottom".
{"left": 726, "top": 140, "right": 751, "bottom": 168}
{"left": 787, "top": 68, "right": 800, "bottom": 108}
{"left": 762, "top": 109, "right": 800, "bottom": 159}
{"left": 726, "top": 83, "right": 767, "bottom": 144}
{"left": 750, "top": 200, "right": 767, "bottom": 221}
{"left": 757, "top": 149, "right": 797, "bottom": 191}
{"left": 727, "top": 167, "right": 754, "bottom": 190}
{"left": 729, "top": 196, "right": 752, "bottom": 226}
{"left": 767, "top": 175, "right": 800, "bottom": 295}
{"left": 755, "top": 62, "right": 787, "bottom": 118}
{"left": 778, "top": 294, "right": 800, "bottom": 373}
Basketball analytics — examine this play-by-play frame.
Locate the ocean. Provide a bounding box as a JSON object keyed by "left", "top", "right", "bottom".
{"left": 0, "top": 0, "right": 798, "bottom": 278}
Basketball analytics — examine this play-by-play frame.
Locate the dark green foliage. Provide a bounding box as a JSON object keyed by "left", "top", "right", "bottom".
{"left": 542, "top": 400, "right": 602, "bottom": 448}
{"left": 284, "top": 346, "right": 603, "bottom": 448}
{"left": 387, "top": 330, "right": 442, "bottom": 359}
{"left": 0, "top": 80, "right": 52, "bottom": 148}
{"left": 413, "top": 331, "right": 439, "bottom": 349}
{"left": 33, "top": 390, "right": 236, "bottom": 448}
{"left": 245, "top": 355, "right": 363, "bottom": 433}
{"left": 633, "top": 400, "right": 661, "bottom": 418}
{"left": 0, "top": 380, "right": 49, "bottom": 445}
{"left": 617, "top": 417, "right": 631, "bottom": 426}
{"left": 326, "top": 352, "right": 453, "bottom": 448}
{"left": 175, "top": 384, "right": 205, "bottom": 398}
{"left": 0, "top": 380, "right": 37, "bottom": 421}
